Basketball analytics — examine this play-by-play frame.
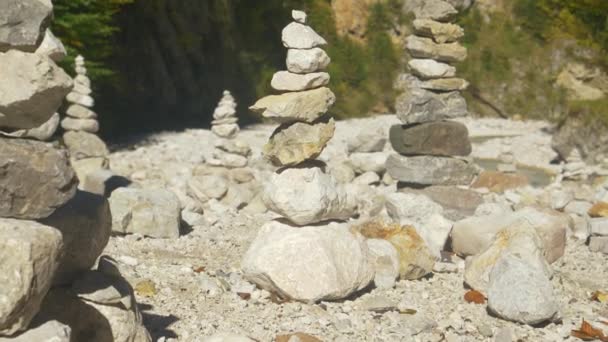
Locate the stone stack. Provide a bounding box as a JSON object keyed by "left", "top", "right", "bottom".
{"left": 0, "top": 2, "right": 150, "bottom": 341}
{"left": 61, "top": 55, "right": 111, "bottom": 186}
{"left": 242, "top": 10, "right": 374, "bottom": 303}
{"left": 211, "top": 90, "right": 239, "bottom": 139}
{"left": 389, "top": 2, "right": 477, "bottom": 186}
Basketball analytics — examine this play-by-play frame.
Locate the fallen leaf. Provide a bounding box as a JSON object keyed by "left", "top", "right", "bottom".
{"left": 399, "top": 308, "right": 417, "bottom": 315}
{"left": 571, "top": 320, "right": 608, "bottom": 341}
{"left": 135, "top": 279, "right": 157, "bottom": 297}
{"left": 464, "top": 290, "right": 486, "bottom": 304}
{"left": 237, "top": 292, "right": 251, "bottom": 300}
{"left": 275, "top": 332, "right": 322, "bottom": 342}
{"left": 591, "top": 291, "right": 608, "bottom": 303}
{"left": 193, "top": 266, "right": 206, "bottom": 273}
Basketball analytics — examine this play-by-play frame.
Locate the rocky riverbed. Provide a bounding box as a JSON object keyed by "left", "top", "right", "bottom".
{"left": 102, "top": 115, "right": 608, "bottom": 342}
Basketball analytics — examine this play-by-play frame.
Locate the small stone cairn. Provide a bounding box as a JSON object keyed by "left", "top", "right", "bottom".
{"left": 241, "top": 10, "right": 373, "bottom": 303}
{"left": 61, "top": 55, "right": 111, "bottom": 186}
{"left": 0, "top": 1, "right": 150, "bottom": 340}
{"left": 208, "top": 90, "right": 250, "bottom": 168}
{"left": 388, "top": 1, "right": 478, "bottom": 187}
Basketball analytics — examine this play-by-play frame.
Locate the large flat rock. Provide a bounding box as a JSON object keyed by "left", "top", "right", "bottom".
{"left": 390, "top": 121, "right": 472, "bottom": 157}
{"left": 249, "top": 87, "right": 335, "bottom": 124}
{"left": 386, "top": 154, "right": 478, "bottom": 186}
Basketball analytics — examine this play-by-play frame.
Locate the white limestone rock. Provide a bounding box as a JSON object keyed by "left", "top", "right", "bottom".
{"left": 408, "top": 59, "right": 456, "bottom": 79}
{"left": 282, "top": 22, "right": 327, "bottom": 49}
{"left": 242, "top": 220, "right": 374, "bottom": 303}
{"left": 0, "top": 219, "right": 63, "bottom": 336}
{"left": 292, "top": 10, "right": 307, "bottom": 24}
{"left": 61, "top": 117, "right": 99, "bottom": 133}
{"left": 187, "top": 174, "right": 229, "bottom": 203}
{"left": 348, "top": 152, "right": 387, "bottom": 174}
{"left": 212, "top": 124, "right": 240, "bottom": 139}
{"left": 109, "top": 188, "right": 181, "bottom": 239}
{"left": 271, "top": 71, "right": 330, "bottom": 92}
{"left": 0, "top": 320, "right": 71, "bottom": 342}
{"left": 366, "top": 239, "right": 400, "bottom": 289}
{"left": 487, "top": 253, "right": 559, "bottom": 325}
{"left": 250, "top": 87, "right": 336, "bottom": 124}
{"left": 263, "top": 166, "right": 357, "bottom": 225}
{"left": 286, "top": 48, "right": 330, "bottom": 74}
{"left": 66, "top": 92, "right": 95, "bottom": 108}
{"left": 0, "top": 112, "right": 60, "bottom": 141}
{"left": 347, "top": 127, "right": 387, "bottom": 153}
{"left": 202, "top": 333, "right": 256, "bottom": 342}
{"left": 35, "top": 30, "right": 67, "bottom": 62}
{"left": 66, "top": 104, "right": 97, "bottom": 119}
{"left": 464, "top": 223, "right": 553, "bottom": 295}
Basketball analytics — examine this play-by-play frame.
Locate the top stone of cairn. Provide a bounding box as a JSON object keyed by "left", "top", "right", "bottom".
{"left": 282, "top": 21, "right": 327, "bottom": 49}
{"left": 292, "top": 10, "right": 307, "bottom": 24}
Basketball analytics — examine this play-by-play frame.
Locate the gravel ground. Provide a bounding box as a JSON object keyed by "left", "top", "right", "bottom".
{"left": 103, "top": 115, "right": 608, "bottom": 342}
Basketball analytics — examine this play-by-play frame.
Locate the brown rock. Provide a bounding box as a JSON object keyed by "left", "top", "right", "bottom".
{"left": 390, "top": 122, "right": 472, "bottom": 157}
{"left": 471, "top": 171, "right": 529, "bottom": 193}
{"left": 589, "top": 202, "right": 608, "bottom": 218}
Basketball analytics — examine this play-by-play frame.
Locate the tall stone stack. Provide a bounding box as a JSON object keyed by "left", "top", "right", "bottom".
{"left": 61, "top": 55, "right": 111, "bottom": 185}
{"left": 0, "top": 2, "right": 150, "bottom": 341}
{"left": 388, "top": 1, "right": 478, "bottom": 187}
{"left": 208, "top": 90, "right": 250, "bottom": 168}
{"left": 211, "top": 90, "right": 239, "bottom": 138}
{"left": 241, "top": 11, "right": 374, "bottom": 303}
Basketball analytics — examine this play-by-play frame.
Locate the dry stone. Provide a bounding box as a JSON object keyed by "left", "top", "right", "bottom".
{"left": 0, "top": 0, "right": 53, "bottom": 52}
{"left": 390, "top": 122, "right": 471, "bottom": 157}
{"left": 405, "top": 0, "right": 458, "bottom": 22}
{"left": 286, "top": 48, "right": 330, "bottom": 74}
{"left": 40, "top": 191, "right": 111, "bottom": 285}
{"left": 62, "top": 131, "right": 109, "bottom": 160}
{"left": 0, "top": 138, "right": 77, "bottom": 219}
{"left": 396, "top": 86, "right": 468, "bottom": 124}
{"left": 60, "top": 117, "right": 99, "bottom": 133}
{"left": 419, "top": 77, "right": 469, "bottom": 91}
{"left": 282, "top": 22, "right": 327, "bottom": 49}
{"left": 408, "top": 59, "right": 456, "bottom": 79}
{"left": 66, "top": 104, "right": 97, "bottom": 119}
{"left": 348, "top": 152, "right": 387, "bottom": 174}
{"left": 66, "top": 93, "right": 94, "bottom": 108}
{"left": 386, "top": 154, "right": 477, "bottom": 186}
{"left": 35, "top": 29, "right": 66, "bottom": 62}
{"left": 109, "top": 188, "right": 181, "bottom": 239}
{"left": 0, "top": 112, "right": 60, "bottom": 141}
{"left": 242, "top": 221, "right": 374, "bottom": 302}
{"left": 413, "top": 19, "right": 464, "bottom": 43}
{"left": 366, "top": 239, "right": 400, "bottom": 289}
{"left": 347, "top": 127, "right": 386, "bottom": 153}
{"left": 405, "top": 36, "right": 467, "bottom": 63}
{"left": 263, "top": 119, "right": 335, "bottom": 167}
{"left": 0, "top": 219, "right": 63, "bottom": 336}
{"left": 271, "top": 71, "right": 330, "bottom": 91}
{"left": 0, "top": 50, "right": 72, "bottom": 129}
{"left": 250, "top": 87, "right": 336, "bottom": 124}
{"left": 0, "top": 320, "right": 71, "bottom": 342}
{"left": 263, "top": 166, "right": 356, "bottom": 225}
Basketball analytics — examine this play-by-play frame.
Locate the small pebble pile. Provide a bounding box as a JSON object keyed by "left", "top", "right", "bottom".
{"left": 211, "top": 90, "right": 239, "bottom": 139}
{"left": 0, "top": 1, "right": 151, "bottom": 341}
{"left": 208, "top": 90, "right": 250, "bottom": 169}
{"left": 389, "top": 1, "right": 477, "bottom": 186}
{"left": 62, "top": 55, "right": 99, "bottom": 134}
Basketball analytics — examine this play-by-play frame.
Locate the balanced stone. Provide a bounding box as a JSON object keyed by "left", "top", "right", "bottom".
{"left": 211, "top": 123, "right": 239, "bottom": 139}
{"left": 0, "top": 320, "right": 71, "bottom": 342}
{"left": 35, "top": 29, "right": 67, "bottom": 62}
{"left": 61, "top": 117, "right": 99, "bottom": 133}
{"left": 0, "top": 0, "right": 53, "bottom": 52}
{"left": 292, "top": 10, "right": 307, "bottom": 24}
{"left": 73, "top": 82, "right": 92, "bottom": 95}
{"left": 1, "top": 112, "right": 60, "bottom": 141}
{"left": 215, "top": 139, "right": 251, "bottom": 157}
{"left": 212, "top": 117, "right": 238, "bottom": 125}
{"left": 263, "top": 166, "right": 357, "bottom": 225}
{"left": 0, "top": 139, "right": 77, "bottom": 219}
{"left": 287, "top": 48, "right": 331, "bottom": 74}
{"left": 271, "top": 71, "right": 330, "bottom": 92}
{"left": 389, "top": 121, "right": 471, "bottom": 156}
{"left": 406, "top": 36, "right": 467, "bottom": 63}
{"left": 63, "top": 131, "right": 109, "bottom": 160}
{"left": 413, "top": 19, "right": 464, "bottom": 43}
{"left": 386, "top": 154, "right": 477, "bottom": 186}
{"left": 40, "top": 191, "right": 111, "bottom": 285}
{"left": 66, "top": 92, "right": 95, "bottom": 108}
{"left": 408, "top": 0, "right": 458, "bottom": 22}
{"left": 74, "top": 75, "right": 91, "bottom": 89}
{"left": 242, "top": 220, "right": 374, "bottom": 303}
{"left": 250, "top": 87, "right": 335, "bottom": 124}
{"left": 396, "top": 88, "right": 468, "bottom": 124}
{"left": 66, "top": 104, "right": 97, "bottom": 119}
{"left": 282, "top": 22, "right": 327, "bottom": 49}
{"left": 0, "top": 50, "right": 72, "bottom": 129}
{"left": 0, "top": 219, "right": 63, "bottom": 336}
{"left": 419, "top": 77, "right": 469, "bottom": 91}
{"left": 263, "top": 119, "right": 335, "bottom": 167}
{"left": 347, "top": 127, "right": 386, "bottom": 153}
{"left": 408, "top": 59, "right": 456, "bottom": 79}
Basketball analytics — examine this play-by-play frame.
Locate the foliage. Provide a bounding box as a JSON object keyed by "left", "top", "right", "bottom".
{"left": 52, "top": 0, "right": 134, "bottom": 82}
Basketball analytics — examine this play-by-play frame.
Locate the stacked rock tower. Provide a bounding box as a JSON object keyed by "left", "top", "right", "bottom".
{"left": 62, "top": 55, "right": 99, "bottom": 134}
{"left": 388, "top": 3, "right": 478, "bottom": 186}
{"left": 211, "top": 90, "right": 239, "bottom": 139}
{"left": 242, "top": 11, "right": 373, "bottom": 303}
{"left": 0, "top": 1, "right": 150, "bottom": 341}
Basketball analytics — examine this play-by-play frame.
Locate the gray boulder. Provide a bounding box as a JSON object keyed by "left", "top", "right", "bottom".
{"left": 390, "top": 122, "right": 471, "bottom": 156}
{"left": 109, "top": 188, "right": 181, "bottom": 238}
{"left": 0, "top": 0, "right": 53, "bottom": 52}
{"left": 40, "top": 191, "right": 112, "bottom": 285}
{"left": 0, "top": 50, "right": 73, "bottom": 129}
{"left": 0, "top": 138, "right": 77, "bottom": 219}
{"left": 62, "top": 131, "right": 109, "bottom": 160}
{"left": 386, "top": 154, "right": 477, "bottom": 186}
{"left": 0, "top": 219, "right": 63, "bottom": 336}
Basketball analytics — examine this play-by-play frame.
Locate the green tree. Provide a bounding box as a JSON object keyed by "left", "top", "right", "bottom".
{"left": 52, "top": 0, "right": 134, "bottom": 82}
